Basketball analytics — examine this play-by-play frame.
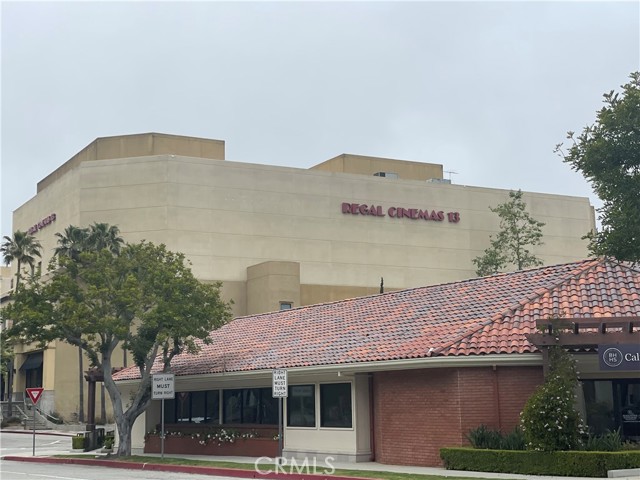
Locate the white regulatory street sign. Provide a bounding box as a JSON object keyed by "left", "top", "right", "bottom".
{"left": 152, "top": 373, "right": 175, "bottom": 400}
{"left": 272, "top": 369, "right": 288, "bottom": 397}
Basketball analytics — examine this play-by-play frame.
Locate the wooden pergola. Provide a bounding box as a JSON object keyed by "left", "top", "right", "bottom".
{"left": 526, "top": 316, "right": 639, "bottom": 377}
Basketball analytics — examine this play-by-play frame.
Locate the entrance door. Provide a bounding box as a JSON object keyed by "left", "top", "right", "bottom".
{"left": 614, "top": 380, "right": 640, "bottom": 441}
{"left": 582, "top": 379, "right": 640, "bottom": 441}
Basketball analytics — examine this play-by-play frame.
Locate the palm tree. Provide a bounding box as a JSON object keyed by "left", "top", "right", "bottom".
{"left": 53, "top": 223, "right": 124, "bottom": 424}
{"left": 54, "top": 225, "right": 92, "bottom": 423}
{"left": 86, "top": 223, "right": 124, "bottom": 255}
{"left": 1, "top": 230, "right": 42, "bottom": 289}
{"left": 54, "top": 225, "right": 89, "bottom": 261}
{"left": 1, "top": 230, "right": 42, "bottom": 415}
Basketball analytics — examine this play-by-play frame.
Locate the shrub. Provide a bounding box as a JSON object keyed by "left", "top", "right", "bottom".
{"left": 502, "top": 427, "right": 526, "bottom": 451}
{"left": 520, "top": 345, "right": 586, "bottom": 451}
{"left": 583, "top": 429, "right": 624, "bottom": 452}
{"left": 104, "top": 436, "right": 114, "bottom": 449}
{"left": 466, "top": 425, "right": 525, "bottom": 450}
{"left": 45, "top": 410, "right": 64, "bottom": 425}
{"left": 1, "top": 416, "right": 22, "bottom": 428}
{"left": 440, "top": 447, "right": 640, "bottom": 477}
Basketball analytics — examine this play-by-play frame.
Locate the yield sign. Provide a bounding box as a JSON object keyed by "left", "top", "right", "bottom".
{"left": 26, "top": 387, "right": 44, "bottom": 405}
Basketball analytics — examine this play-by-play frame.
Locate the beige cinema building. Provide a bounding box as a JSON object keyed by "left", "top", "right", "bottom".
{"left": 4, "top": 132, "right": 596, "bottom": 419}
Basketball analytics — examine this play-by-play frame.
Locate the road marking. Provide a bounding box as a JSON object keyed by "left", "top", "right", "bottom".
{"left": 2, "top": 471, "right": 91, "bottom": 480}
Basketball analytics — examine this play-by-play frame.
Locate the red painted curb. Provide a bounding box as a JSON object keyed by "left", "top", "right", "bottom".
{"left": 2, "top": 456, "right": 375, "bottom": 480}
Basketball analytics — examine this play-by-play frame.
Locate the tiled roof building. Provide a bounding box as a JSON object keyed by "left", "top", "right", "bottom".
{"left": 116, "top": 259, "right": 640, "bottom": 466}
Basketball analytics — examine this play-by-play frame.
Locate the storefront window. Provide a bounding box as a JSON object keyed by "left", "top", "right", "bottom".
{"left": 223, "top": 390, "right": 242, "bottom": 424}
{"left": 191, "top": 391, "right": 206, "bottom": 423}
{"left": 163, "top": 390, "right": 219, "bottom": 424}
{"left": 287, "top": 385, "right": 315, "bottom": 427}
{"left": 582, "top": 379, "right": 640, "bottom": 441}
{"left": 176, "top": 392, "right": 191, "bottom": 422}
{"left": 320, "top": 383, "right": 352, "bottom": 428}
{"left": 206, "top": 390, "right": 220, "bottom": 423}
{"left": 223, "top": 388, "right": 277, "bottom": 425}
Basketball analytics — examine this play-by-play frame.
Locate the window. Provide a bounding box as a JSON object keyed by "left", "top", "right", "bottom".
{"left": 279, "top": 302, "right": 292, "bottom": 310}
{"left": 223, "top": 388, "right": 278, "bottom": 425}
{"left": 21, "top": 353, "right": 43, "bottom": 389}
{"left": 287, "top": 385, "right": 315, "bottom": 427}
{"left": 191, "top": 391, "right": 206, "bottom": 423}
{"left": 373, "top": 172, "right": 398, "bottom": 179}
{"left": 320, "top": 383, "right": 352, "bottom": 428}
{"left": 205, "top": 390, "right": 220, "bottom": 423}
{"left": 176, "top": 392, "right": 191, "bottom": 422}
{"left": 582, "top": 379, "right": 640, "bottom": 440}
{"left": 163, "top": 390, "right": 219, "bottom": 424}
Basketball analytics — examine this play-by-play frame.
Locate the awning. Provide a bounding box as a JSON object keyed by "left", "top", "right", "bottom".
{"left": 19, "top": 352, "right": 43, "bottom": 371}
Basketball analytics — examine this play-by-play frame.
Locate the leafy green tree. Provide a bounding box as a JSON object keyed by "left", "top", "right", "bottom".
{"left": 1, "top": 328, "right": 14, "bottom": 398}
{"left": 1, "top": 230, "right": 42, "bottom": 289}
{"left": 5, "top": 241, "right": 232, "bottom": 456}
{"left": 555, "top": 72, "right": 640, "bottom": 263}
{"left": 472, "top": 190, "right": 545, "bottom": 276}
{"left": 520, "top": 346, "right": 586, "bottom": 451}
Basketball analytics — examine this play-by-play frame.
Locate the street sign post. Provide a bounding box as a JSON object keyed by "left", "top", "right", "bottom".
{"left": 26, "top": 387, "right": 44, "bottom": 456}
{"left": 272, "top": 369, "right": 288, "bottom": 459}
{"left": 152, "top": 374, "right": 174, "bottom": 458}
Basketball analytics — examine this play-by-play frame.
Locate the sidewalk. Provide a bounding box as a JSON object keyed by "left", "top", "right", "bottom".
{"left": 2, "top": 429, "right": 638, "bottom": 480}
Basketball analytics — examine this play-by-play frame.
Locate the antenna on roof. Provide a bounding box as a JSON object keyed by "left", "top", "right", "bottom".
{"left": 444, "top": 170, "right": 458, "bottom": 182}
{"left": 380, "top": 277, "right": 384, "bottom": 294}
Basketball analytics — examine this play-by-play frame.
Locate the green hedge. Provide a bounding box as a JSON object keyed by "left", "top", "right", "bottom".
{"left": 440, "top": 447, "right": 640, "bottom": 477}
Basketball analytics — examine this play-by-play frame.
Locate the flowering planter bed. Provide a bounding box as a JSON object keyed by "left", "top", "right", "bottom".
{"left": 144, "top": 433, "right": 279, "bottom": 457}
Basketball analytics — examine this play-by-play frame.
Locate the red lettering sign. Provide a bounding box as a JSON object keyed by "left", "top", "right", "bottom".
{"left": 343, "top": 203, "right": 460, "bottom": 223}
{"left": 27, "top": 213, "right": 56, "bottom": 235}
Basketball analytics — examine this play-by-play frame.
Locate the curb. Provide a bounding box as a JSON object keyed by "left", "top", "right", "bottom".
{"left": 2, "top": 456, "right": 375, "bottom": 480}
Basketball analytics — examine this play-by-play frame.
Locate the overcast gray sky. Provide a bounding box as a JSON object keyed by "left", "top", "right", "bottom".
{"left": 2, "top": 1, "right": 639, "bottom": 240}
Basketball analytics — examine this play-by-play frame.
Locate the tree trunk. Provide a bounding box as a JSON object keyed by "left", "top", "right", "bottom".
{"left": 15, "top": 260, "right": 22, "bottom": 290}
{"left": 102, "top": 351, "right": 150, "bottom": 456}
{"left": 100, "top": 384, "right": 106, "bottom": 424}
{"left": 78, "top": 347, "right": 84, "bottom": 423}
{"left": 7, "top": 359, "right": 13, "bottom": 416}
{"left": 115, "top": 414, "right": 132, "bottom": 456}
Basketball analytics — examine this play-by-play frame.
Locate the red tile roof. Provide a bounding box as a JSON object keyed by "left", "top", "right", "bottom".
{"left": 114, "top": 259, "right": 640, "bottom": 381}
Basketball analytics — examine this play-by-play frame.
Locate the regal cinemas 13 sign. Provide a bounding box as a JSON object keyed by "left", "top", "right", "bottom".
{"left": 342, "top": 202, "right": 460, "bottom": 223}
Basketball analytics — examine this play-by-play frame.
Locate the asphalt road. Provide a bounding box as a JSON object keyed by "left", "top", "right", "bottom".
{"left": 0, "top": 431, "right": 70, "bottom": 457}
{"left": 0, "top": 432, "right": 237, "bottom": 479}
{"left": 0, "top": 461, "right": 225, "bottom": 480}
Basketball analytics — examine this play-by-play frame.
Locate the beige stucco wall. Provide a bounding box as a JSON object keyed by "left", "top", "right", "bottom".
{"left": 13, "top": 340, "right": 126, "bottom": 420}
{"left": 310, "top": 154, "right": 443, "bottom": 182}
{"left": 12, "top": 151, "right": 595, "bottom": 310}
{"left": 21, "top": 154, "right": 591, "bottom": 289}
{"left": 247, "top": 261, "right": 301, "bottom": 315}
{"left": 37, "top": 133, "right": 225, "bottom": 193}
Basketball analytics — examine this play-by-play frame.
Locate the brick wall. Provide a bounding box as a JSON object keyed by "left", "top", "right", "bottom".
{"left": 372, "top": 366, "right": 542, "bottom": 466}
